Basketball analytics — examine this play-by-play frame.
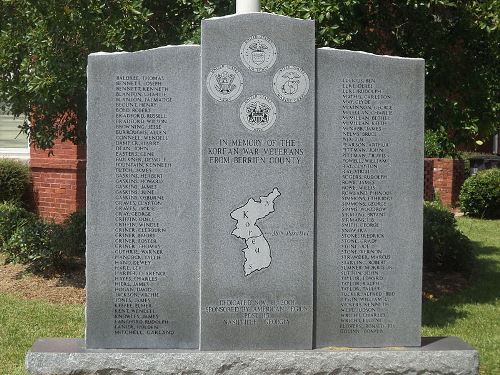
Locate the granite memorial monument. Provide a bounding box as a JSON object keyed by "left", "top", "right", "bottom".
{"left": 25, "top": 1, "right": 478, "bottom": 374}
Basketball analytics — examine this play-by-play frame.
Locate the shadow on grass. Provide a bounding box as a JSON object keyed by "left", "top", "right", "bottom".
{"left": 422, "top": 241, "right": 500, "bottom": 328}
{"left": 10, "top": 257, "right": 86, "bottom": 290}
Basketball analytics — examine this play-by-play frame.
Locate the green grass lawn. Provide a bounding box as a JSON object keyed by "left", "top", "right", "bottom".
{"left": 0, "top": 217, "right": 498, "bottom": 374}
{"left": 423, "top": 217, "right": 500, "bottom": 375}
{"left": 0, "top": 294, "right": 84, "bottom": 375}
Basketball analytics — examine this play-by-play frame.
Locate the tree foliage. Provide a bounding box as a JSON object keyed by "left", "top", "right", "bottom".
{"left": 0, "top": 0, "right": 498, "bottom": 149}
{"left": 262, "top": 0, "right": 499, "bottom": 146}
{"left": 0, "top": 0, "right": 152, "bottom": 149}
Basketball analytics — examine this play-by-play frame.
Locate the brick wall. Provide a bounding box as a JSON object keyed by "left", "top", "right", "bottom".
{"left": 424, "top": 158, "right": 465, "bottom": 207}
{"left": 29, "top": 139, "right": 86, "bottom": 223}
{"left": 424, "top": 159, "right": 434, "bottom": 201}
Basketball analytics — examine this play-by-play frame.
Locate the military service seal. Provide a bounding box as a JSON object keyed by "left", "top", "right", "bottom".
{"left": 272, "top": 66, "right": 309, "bottom": 103}
{"left": 207, "top": 65, "right": 243, "bottom": 102}
{"left": 239, "top": 95, "right": 277, "bottom": 132}
{"left": 240, "top": 35, "right": 277, "bottom": 72}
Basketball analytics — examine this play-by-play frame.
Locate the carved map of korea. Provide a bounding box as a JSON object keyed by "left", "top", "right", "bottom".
{"left": 231, "top": 188, "right": 281, "bottom": 276}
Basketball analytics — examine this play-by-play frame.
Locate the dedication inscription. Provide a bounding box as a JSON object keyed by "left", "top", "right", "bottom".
{"left": 86, "top": 46, "right": 200, "bottom": 349}
{"left": 200, "top": 13, "right": 315, "bottom": 350}
{"left": 315, "top": 48, "right": 424, "bottom": 347}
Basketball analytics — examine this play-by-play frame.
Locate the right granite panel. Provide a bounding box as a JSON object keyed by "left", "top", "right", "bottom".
{"left": 315, "top": 48, "right": 425, "bottom": 347}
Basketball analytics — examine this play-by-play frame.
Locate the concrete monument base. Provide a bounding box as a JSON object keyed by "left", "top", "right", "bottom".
{"left": 26, "top": 337, "right": 478, "bottom": 375}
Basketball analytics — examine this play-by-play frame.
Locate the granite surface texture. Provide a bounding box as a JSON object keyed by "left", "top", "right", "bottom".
{"left": 86, "top": 46, "right": 201, "bottom": 349}
{"left": 26, "top": 337, "right": 479, "bottom": 375}
{"left": 200, "top": 13, "right": 315, "bottom": 350}
{"left": 315, "top": 47, "right": 425, "bottom": 347}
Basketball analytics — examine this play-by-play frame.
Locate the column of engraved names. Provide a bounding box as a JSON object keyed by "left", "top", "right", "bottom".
{"left": 113, "top": 75, "right": 172, "bottom": 336}
{"left": 339, "top": 77, "right": 395, "bottom": 335}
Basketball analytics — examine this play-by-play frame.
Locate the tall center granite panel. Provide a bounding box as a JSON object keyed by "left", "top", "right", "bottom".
{"left": 315, "top": 48, "right": 425, "bottom": 347}
{"left": 200, "top": 13, "right": 315, "bottom": 350}
{"left": 86, "top": 46, "right": 200, "bottom": 349}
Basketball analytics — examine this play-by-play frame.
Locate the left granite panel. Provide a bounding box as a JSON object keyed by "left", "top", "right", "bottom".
{"left": 86, "top": 46, "right": 201, "bottom": 349}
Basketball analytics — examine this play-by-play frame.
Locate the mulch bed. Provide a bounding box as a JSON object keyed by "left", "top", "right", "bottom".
{"left": 0, "top": 255, "right": 85, "bottom": 305}
{"left": 422, "top": 270, "right": 470, "bottom": 301}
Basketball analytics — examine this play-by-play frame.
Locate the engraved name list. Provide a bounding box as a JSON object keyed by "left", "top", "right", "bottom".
{"left": 339, "top": 77, "right": 395, "bottom": 336}
{"left": 113, "top": 74, "right": 173, "bottom": 337}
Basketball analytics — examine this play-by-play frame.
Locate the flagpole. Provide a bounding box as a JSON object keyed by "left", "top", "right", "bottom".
{"left": 236, "top": 0, "right": 261, "bottom": 14}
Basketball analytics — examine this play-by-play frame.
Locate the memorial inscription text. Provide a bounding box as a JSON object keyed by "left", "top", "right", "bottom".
{"left": 339, "top": 77, "right": 395, "bottom": 336}
{"left": 113, "top": 75, "right": 173, "bottom": 336}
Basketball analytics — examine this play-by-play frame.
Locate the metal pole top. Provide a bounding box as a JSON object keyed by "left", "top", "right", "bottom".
{"left": 236, "top": 0, "right": 261, "bottom": 14}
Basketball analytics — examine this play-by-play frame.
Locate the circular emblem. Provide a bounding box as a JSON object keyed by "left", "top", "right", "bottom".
{"left": 207, "top": 65, "right": 243, "bottom": 102}
{"left": 239, "top": 95, "right": 277, "bottom": 132}
{"left": 240, "top": 35, "right": 277, "bottom": 72}
{"left": 272, "top": 66, "right": 309, "bottom": 103}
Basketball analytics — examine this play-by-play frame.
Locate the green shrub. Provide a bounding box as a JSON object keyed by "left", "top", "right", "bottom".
{"left": 423, "top": 200, "right": 475, "bottom": 274}
{"left": 459, "top": 168, "right": 500, "bottom": 219}
{"left": 0, "top": 159, "right": 30, "bottom": 202}
{"left": 53, "top": 210, "right": 86, "bottom": 257}
{"left": 424, "top": 129, "right": 458, "bottom": 158}
{"left": 1, "top": 206, "right": 85, "bottom": 271}
{"left": 0, "top": 202, "right": 35, "bottom": 247}
{"left": 4, "top": 218, "right": 60, "bottom": 272}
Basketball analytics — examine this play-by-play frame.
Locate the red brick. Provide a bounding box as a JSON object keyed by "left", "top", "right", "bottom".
{"left": 29, "top": 139, "right": 86, "bottom": 223}
{"left": 425, "top": 158, "right": 465, "bottom": 207}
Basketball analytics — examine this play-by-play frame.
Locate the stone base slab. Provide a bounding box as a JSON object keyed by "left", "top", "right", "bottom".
{"left": 26, "top": 337, "right": 478, "bottom": 375}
